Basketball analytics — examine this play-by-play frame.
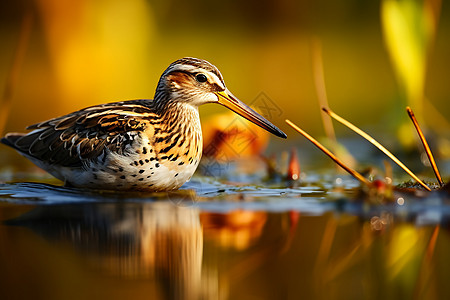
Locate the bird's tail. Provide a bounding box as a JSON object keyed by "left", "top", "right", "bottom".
{"left": 1, "top": 133, "right": 25, "bottom": 149}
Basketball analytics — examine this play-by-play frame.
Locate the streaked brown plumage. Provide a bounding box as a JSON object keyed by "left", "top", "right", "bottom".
{"left": 1, "top": 57, "right": 286, "bottom": 191}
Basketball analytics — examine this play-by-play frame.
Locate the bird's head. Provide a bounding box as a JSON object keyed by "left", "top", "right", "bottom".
{"left": 155, "top": 57, "right": 287, "bottom": 139}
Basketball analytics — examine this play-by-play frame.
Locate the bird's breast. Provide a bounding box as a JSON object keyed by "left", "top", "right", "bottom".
{"left": 58, "top": 104, "right": 204, "bottom": 191}
{"left": 131, "top": 104, "right": 204, "bottom": 190}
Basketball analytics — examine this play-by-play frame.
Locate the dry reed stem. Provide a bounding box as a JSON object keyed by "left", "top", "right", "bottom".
{"left": 285, "top": 119, "right": 371, "bottom": 186}
{"left": 406, "top": 106, "right": 444, "bottom": 187}
{"left": 322, "top": 108, "right": 431, "bottom": 191}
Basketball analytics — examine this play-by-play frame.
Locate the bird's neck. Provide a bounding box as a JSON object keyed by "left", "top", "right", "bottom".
{"left": 151, "top": 101, "right": 203, "bottom": 164}
{"left": 159, "top": 101, "right": 201, "bottom": 132}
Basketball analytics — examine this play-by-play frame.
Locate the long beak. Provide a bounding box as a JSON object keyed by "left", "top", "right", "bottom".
{"left": 214, "top": 90, "right": 287, "bottom": 138}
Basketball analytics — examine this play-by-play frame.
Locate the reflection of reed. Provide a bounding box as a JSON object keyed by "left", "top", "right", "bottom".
{"left": 413, "top": 225, "right": 440, "bottom": 299}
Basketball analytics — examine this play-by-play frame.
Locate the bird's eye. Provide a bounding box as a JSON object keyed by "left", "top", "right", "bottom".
{"left": 195, "top": 73, "right": 208, "bottom": 83}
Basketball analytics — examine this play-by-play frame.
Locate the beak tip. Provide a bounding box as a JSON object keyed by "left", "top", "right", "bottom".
{"left": 269, "top": 126, "right": 287, "bottom": 138}
{"left": 276, "top": 130, "right": 288, "bottom": 139}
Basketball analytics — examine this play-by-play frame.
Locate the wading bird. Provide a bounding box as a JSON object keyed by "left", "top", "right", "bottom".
{"left": 1, "top": 57, "right": 286, "bottom": 191}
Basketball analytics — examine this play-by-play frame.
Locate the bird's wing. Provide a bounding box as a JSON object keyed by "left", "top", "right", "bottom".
{"left": 2, "top": 100, "right": 158, "bottom": 167}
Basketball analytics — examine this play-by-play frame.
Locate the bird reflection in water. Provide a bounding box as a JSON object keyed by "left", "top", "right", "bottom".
{"left": 4, "top": 189, "right": 280, "bottom": 300}
{"left": 7, "top": 199, "right": 201, "bottom": 299}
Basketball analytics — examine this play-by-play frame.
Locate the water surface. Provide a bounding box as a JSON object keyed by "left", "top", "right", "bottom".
{"left": 1, "top": 170, "right": 450, "bottom": 300}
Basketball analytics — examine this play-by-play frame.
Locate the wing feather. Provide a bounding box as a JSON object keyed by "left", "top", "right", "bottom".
{"left": 2, "top": 100, "right": 157, "bottom": 167}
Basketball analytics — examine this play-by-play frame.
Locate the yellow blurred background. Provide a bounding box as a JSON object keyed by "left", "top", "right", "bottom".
{"left": 1, "top": 0, "right": 449, "bottom": 138}
{"left": 0, "top": 3, "right": 449, "bottom": 298}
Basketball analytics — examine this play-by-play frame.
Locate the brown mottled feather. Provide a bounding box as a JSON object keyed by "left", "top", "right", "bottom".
{"left": 4, "top": 100, "right": 158, "bottom": 167}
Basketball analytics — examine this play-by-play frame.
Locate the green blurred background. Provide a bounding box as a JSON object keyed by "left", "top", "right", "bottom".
{"left": 0, "top": 0, "right": 449, "bottom": 139}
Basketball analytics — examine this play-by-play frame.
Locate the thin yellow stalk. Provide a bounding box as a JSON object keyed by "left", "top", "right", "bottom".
{"left": 285, "top": 119, "right": 370, "bottom": 186}
{"left": 322, "top": 108, "right": 431, "bottom": 191}
{"left": 407, "top": 106, "right": 444, "bottom": 187}
{"left": 311, "top": 39, "right": 337, "bottom": 146}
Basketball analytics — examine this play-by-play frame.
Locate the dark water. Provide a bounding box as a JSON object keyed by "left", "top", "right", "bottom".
{"left": 1, "top": 171, "right": 450, "bottom": 300}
